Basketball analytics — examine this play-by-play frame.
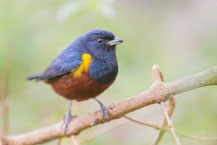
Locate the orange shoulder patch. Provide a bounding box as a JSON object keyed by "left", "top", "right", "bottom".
{"left": 73, "top": 54, "right": 93, "bottom": 78}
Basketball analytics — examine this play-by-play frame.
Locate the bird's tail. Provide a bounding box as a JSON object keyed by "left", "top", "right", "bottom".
{"left": 27, "top": 74, "right": 43, "bottom": 81}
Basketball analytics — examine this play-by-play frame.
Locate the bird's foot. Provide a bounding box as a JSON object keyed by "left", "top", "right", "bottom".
{"left": 100, "top": 103, "right": 110, "bottom": 120}
{"left": 94, "top": 98, "right": 110, "bottom": 120}
{"left": 62, "top": 101, "right": 77, "bottom": 135}
{"left": 62, "top": 110, "right": 77, "bottom": 135}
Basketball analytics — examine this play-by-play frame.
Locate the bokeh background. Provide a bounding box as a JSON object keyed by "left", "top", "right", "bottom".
{"left": 0, "top": 0, "right": 217, "bottom": 145}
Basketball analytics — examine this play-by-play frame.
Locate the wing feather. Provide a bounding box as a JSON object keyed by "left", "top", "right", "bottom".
{"left": 40, "top": 52, "right": 82, "bottom": 80}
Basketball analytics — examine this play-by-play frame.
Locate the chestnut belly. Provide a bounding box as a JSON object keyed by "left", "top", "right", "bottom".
{"left": 47, "top": 73, "right": 114, "bottom": 101}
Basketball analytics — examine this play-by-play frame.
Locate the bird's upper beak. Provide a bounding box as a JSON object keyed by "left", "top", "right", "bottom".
{"left": 107, "top": 37, "right": 123, "bottom": 46}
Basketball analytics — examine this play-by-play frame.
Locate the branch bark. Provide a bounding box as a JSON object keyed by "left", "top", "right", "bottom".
{"left": 1, "top": 66, "right": 217, "bottom": 145}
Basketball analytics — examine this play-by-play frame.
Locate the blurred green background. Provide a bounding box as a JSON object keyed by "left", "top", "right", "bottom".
{"left": 0, "top": 0, "right": 217, "bottom": 145}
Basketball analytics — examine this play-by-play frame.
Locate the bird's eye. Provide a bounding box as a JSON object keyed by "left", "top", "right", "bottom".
{"left": 97, "top": 39, "right": 103, "bottom": 43}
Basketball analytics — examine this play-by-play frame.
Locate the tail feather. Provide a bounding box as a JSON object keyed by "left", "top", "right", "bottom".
{"left": 27, "top": 74, "right": 43, "bottom": 80}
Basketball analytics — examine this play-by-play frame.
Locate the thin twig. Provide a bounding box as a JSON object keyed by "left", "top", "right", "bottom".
{"left": 79, "top": 108, "right": 161, "bottom": 143}
{"left": 124, "top": 116, "right": 165, "bottom": 130}
{"left": 160, "top": 102, "right": 181, "bottom": 145}
{"left": 71, "top": 136, "right": 79, "bottom": 145}
{"left": 0, "top": 100, "right": 9, "bottom": 136}
{"left": 124, "top": 116, "right": 217, "bottom": 142}
{"left": 1, "top": 66, "right": 217, "bottom": 145}
{"left": 151, "top": 65, "right": 180, "bottom": 145}
{"left": 0, "top": 43, "right": 13, "bottom": 136}
{"left": 57, "top": 138, "right": 62, "bottom": 145}
{"left": 176, "top": 130, "right": 217, "bottom": 141}
{"left": 0, "top": 63, "right": 9, "bottom": 136}
{"left": 152, "top": 95, "right": 176, "bottom": 145}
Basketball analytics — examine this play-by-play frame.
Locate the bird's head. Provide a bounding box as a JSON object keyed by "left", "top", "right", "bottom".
{"left": 81, "top": 29, "right": 123, "bottom": 56}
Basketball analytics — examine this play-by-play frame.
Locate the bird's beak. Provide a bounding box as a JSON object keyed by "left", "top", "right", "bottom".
{"left": 107, "top": 37, "right": 123, "bottom": 46}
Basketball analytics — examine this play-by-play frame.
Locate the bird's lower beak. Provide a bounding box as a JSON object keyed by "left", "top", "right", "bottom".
{"left": 107, "top": 37, "right": 123, "bottom": 46}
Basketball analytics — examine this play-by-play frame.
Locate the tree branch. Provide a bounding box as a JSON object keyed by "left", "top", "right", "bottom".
{"left": 1, "top": 66, "right": 217, "bottom": 145}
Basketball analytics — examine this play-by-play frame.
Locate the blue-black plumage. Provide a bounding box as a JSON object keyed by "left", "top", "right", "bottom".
{"left": 28, "top": 29, "right": 123, "bottom": 134}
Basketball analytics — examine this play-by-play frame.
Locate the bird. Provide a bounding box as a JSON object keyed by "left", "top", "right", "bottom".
{"left": 28, "top": 29, "right": 123, "bottom": 134}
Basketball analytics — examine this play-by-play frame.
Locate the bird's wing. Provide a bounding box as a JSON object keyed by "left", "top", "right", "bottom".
{"left": 40, "top": 52, "right": 82, "bottom": 80}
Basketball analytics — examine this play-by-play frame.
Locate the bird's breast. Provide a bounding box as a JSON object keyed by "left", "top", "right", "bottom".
{"left": 48, "top": 73, "right": 114, "bottom": 101}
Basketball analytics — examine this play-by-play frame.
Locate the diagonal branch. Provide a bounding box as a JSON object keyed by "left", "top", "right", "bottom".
{"left": 1, "top": 66, "right": 217, "bottom": 145}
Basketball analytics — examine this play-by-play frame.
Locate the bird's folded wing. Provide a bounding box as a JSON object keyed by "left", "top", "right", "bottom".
{"left": 40, "top": 52, "right": 82, "bottom": 80}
